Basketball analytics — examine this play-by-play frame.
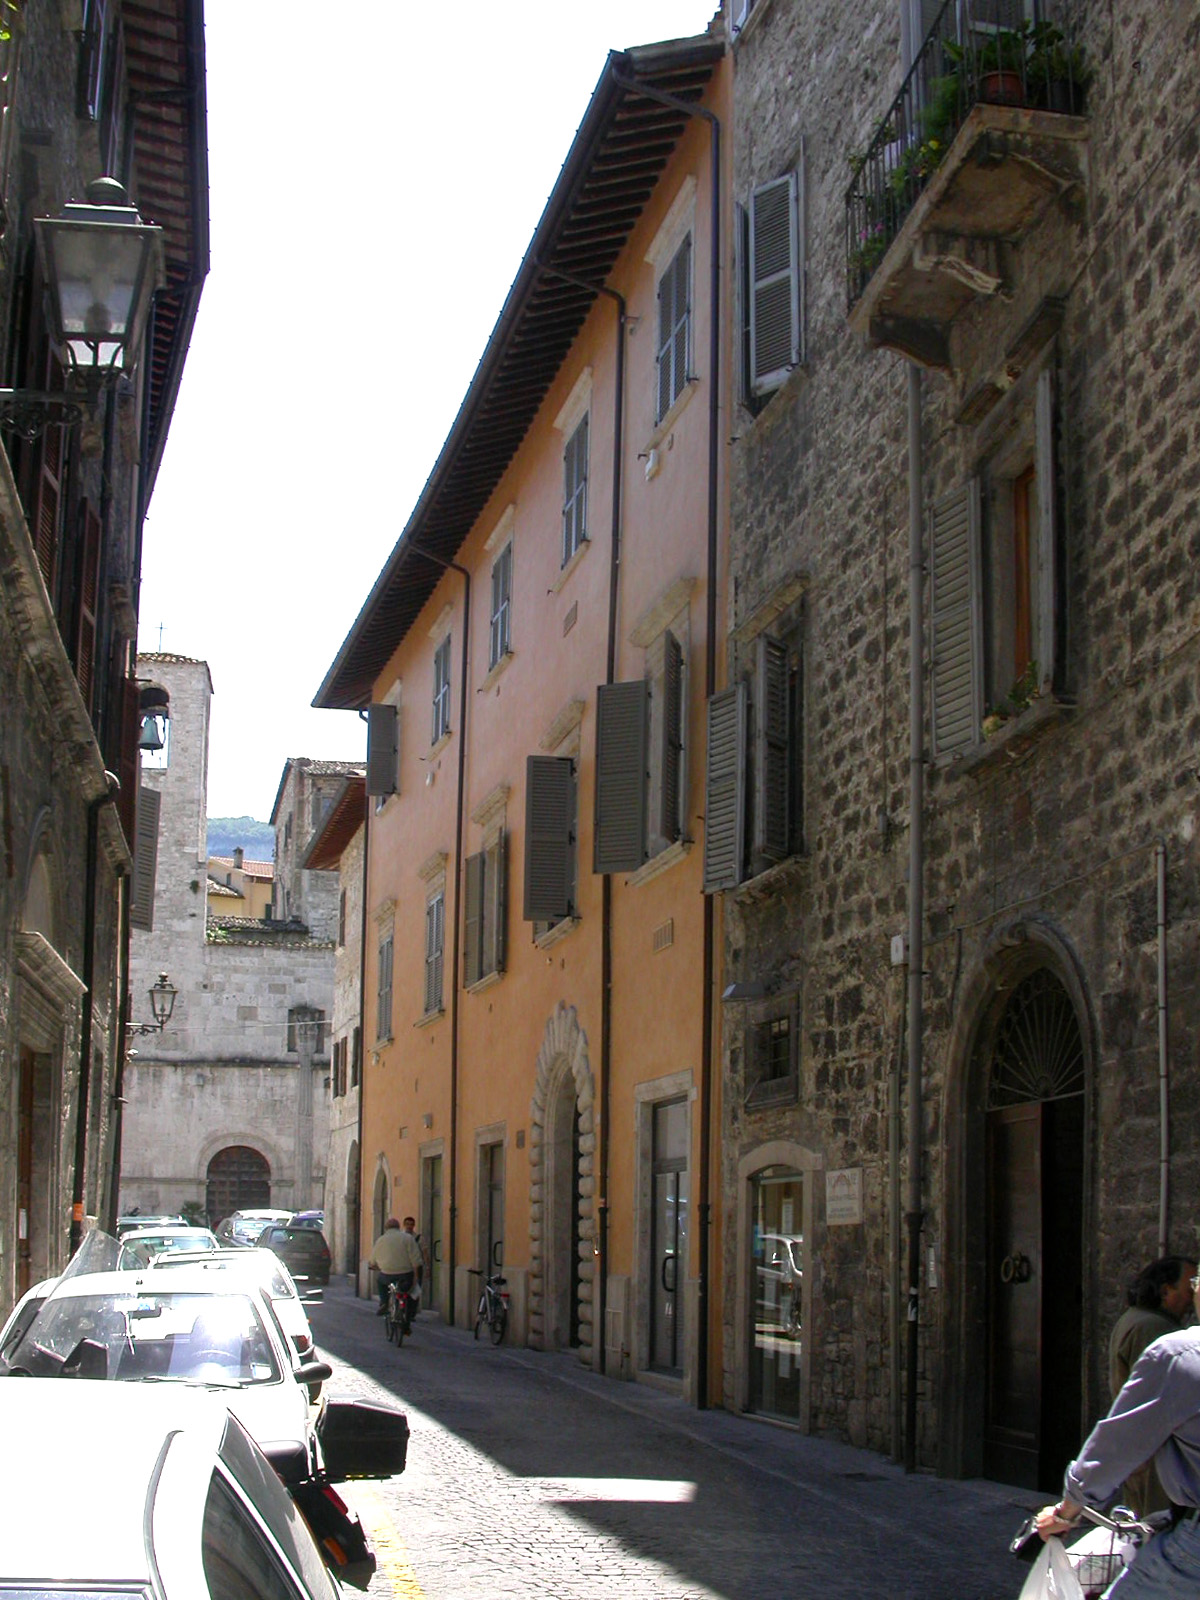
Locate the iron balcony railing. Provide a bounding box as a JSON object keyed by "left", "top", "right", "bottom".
{"left": 846, "top": 0, "right": 1087, "bottom": 310}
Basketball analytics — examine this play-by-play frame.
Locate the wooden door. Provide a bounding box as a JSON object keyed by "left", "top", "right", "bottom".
{"left": 985, "top": 1103, "right": 1042, "bottom": 1487}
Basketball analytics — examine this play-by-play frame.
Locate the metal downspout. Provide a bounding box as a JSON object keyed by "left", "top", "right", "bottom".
{"left": 905, "top": 361, "right": 925, "bottom": 1472}
{"left": 106, "top": 867, "right": 131, "bottom": 1230}
{"left": 610, "top": 64, "right": 721, "bottom": 1411}
{"left": 411, "top": 549, "right": 470, "bottom": 1329}
{"left": 354, "top": 733, "right": 370, "bottom": 1290}
{"left": 72, "top": 770, "right": 120, "bottom": 1253}
{"left": 536, "top": 260, "right": 626, "bottom": 1377}
{"left": 1156, "top": 841, "right": 1169, "bottom": 1257}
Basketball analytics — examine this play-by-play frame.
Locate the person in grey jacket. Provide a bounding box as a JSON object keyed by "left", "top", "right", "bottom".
{"left": 1036, "top": 1267, "right": 1200, "bottom": 1597}
{"left": 1108, "top": 1256, "right": 1197, "bottom": 1514}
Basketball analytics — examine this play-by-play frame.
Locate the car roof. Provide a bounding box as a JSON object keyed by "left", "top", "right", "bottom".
{"left": 121, "top": 1224, "right": 216, "bottom": 1240}
{"left": 151, "top": 1248, "right": 298, "bottom": 1292}
{"left": 0, "top": 1379, "right": 222, "bottom": 1580}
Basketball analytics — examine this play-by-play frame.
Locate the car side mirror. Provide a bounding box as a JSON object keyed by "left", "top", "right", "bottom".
{"left": 295, "top": 1358, "right": 333, "bottom": 1386}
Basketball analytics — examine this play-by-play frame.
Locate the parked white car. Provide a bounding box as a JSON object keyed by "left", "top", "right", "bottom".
{"left": 119, "top": 1224, "right": 220, "bottom": 1266}
{"left": 0, "top": 1379, "right": 344, "bottom": 1599}
{"left": 151, "top": 1246, "right": 318, "bottom": 1362}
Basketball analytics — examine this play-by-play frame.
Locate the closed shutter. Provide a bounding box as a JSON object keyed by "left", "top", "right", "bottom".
{"left": 930, "top": 482, "right": 983, "bottom": 758}
{"left": 32, "top": 400, "right": 64, "bottom": 595}
{"left": 463, "top": 851, "right": 484, "bottom": 987}
{"left": 524, "top": 755, "right": 574, "bottom": 922}
{"left": 366, "top": 703, "right": 398, "bottom": 796}
{"left": 485, "top": 831, "right": 507, "bottom": 977}
{"left": 660, "top": 631, "right": 683, "bottom": 844}
{"left": 75, "top": 502, "right": 101, "bottom": 714}
{"left": 749, "top": 174, "right": 801, "bottom": 395}
{"left": 594, "top": 680, "right": 648, "bottom": 874}
{"left": 754, "top": 633, "right": 791, "bottom": 864}
{"left": 703, "top": 684, "right": 747, "bottom": 893}
{"left": 130, "top": 785, "right": 160, "bottom": 931}
{"left": 425, "top": 894, "right": 444, "bottom": 1013}
{"left": 1035, "top": 367, "right": 1058, "bottom": 695}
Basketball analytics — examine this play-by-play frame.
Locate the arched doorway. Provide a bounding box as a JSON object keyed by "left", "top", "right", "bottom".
{"left": 372, "top": 1165, "right": 389, "bottom": 1241}
{"left": 969, "top": 961, "right": 1087, "bottom": 1490}
{"left": 545, "top": 1066, "right": 582, "bottom": 1348}
{"left": 529, "top": 1003, "right": 595, "bottom": 1356}
{"left": 206, "top": 1146, "right": 270, "bottom": 1225}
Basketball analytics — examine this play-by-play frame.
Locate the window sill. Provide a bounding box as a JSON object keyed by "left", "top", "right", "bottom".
{"left": 746, "top": 1072, "right": 798, "bottom": 1111}
{"left": 414, "top": 1007, "right": 445, "bottom": 1031}
{"left": 480, "top": 650, "right": 514, "bottom": 693}
{"left": 466, "top": 968, "right": 503, "bottom": 996}
{"left": 628, "top": 838, "right": 691, "bottom": 889}
{"left": 949, "top": 694, "right": 1075, "bottom": 778}
{"left": 551, "top": 538, "right": 590, "bottom": 595}
{"left": 374, "top": 1034, "right": 393, "bottom": 1050}
{"left": 534, "top": 915, "right": 580, "bottom": 951}
{"left": 730, "top": 852, "right": 807, "bottom": 907}
{"left": 429, "top": 730, "right": 452, "bottom": 760}
{"left": 643, "top": 377, "right": 698, "bottom": 457}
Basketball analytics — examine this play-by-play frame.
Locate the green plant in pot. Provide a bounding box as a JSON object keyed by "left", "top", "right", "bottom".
{"left": 945, "top": 25, "right": 1030, "bottom": 107}
{"left": 1026, "top": 22, "right": 1090, "bottom": 113}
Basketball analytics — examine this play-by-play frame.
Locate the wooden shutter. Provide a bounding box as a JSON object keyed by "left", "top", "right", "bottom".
{"left": 524, "top": 755, "right": 574, "bottom": 922}
{"left": 1035, "top": 367, "right": 1059, "bottom": 695}
{"left": 32, "top": 402, "right": 64, "bottom": 595}
{"left": 485, "top": 831, "right": 507, "bottom": 977}
{"left": 74, "top": 503, "right": 102, "bottom": 714}
{"left": 930, "top": 482, "right": 984, "bottom": 759}
{"left": 425, "top": 894, "right": 444, "bottom": 1013}
{"left": 463, "top": 851, "right": 484, "bottom": 987}
{"left": 659, "top": 632, "right": 684, "bottom": 844}
{"left": 130, "top": 785, "right": 160, "bottom": 931}
{"left": 749, "top": 174, "right": 801, "bottom": 395}
{"left": 366, "top": 703, "right": 398, "bottom": 796}
{"left": 594, "top": 679, "right": 648, "bottom": 874}
{"left": 754, "top": 634, "right": 791, "bottom": 864}
{"left": 703, "top": 684, "right": 747, "bottom": 892}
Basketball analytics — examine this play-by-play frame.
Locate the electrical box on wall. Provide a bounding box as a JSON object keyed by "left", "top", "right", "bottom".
{"left": 890, "top": 932, "right": 908, "bottom": 966}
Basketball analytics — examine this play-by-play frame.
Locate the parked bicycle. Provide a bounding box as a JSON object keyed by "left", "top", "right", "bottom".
{"left": 469, "top": 1269, "right": 509, "bottom": 1345}
{"left": 385, "top": 1279, "right": 417, "bottom": 1347}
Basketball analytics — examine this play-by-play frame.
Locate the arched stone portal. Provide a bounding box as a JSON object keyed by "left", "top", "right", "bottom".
{"left": 205, "top": 1145, "right": 270, "bottom": 1225}
{"left": 529, "top": 1003, "right": 595, "bottom": 1359}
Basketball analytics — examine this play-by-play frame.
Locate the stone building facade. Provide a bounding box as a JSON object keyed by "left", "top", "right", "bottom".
{"left": 270, "top": 759, "right": 364, "bottom": 941}
{"left": 123, "top": 655, "right": 333, "bottom": 1223}
{"left": 717, "top": 0, "right": 1200, "bottom": 1489}
{"left": 0, "top": 1, "right": 206, "bottom": 1316}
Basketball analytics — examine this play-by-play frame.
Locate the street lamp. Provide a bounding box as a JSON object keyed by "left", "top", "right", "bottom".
{"left": 129, "top": 972, "right": 178, "bottom": 1036}
{"left": 0, "top": 176, "right": 164, "bottom": 440}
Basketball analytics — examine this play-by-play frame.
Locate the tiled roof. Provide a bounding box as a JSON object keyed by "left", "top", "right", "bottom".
{"left": 269, "top": 758, "right": 367, "bottom": 826}
{"left": 206, "top": 878, "right": 242, "bottom": 899}
{"left": 303, "top": 775, "right": 367, "bottom": 872}
{"left": 206, "top": 915, "right": 333, "bottom": 951}
{"left": 209, "top": 856, "right": 274, "bottom": 880}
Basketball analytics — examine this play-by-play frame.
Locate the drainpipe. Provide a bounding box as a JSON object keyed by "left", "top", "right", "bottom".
{"left": 904, "top": 361, "right": 925, "bottom": 1472}
{"left": 1156, "top": 840, "right": 1169, "bottom": 1257}
{"left": 106, "top": 864, "right": 131, "bottom": 1231}
{"left": 610, "top": 64, "right": 721, "bottom": 1409}
{"left": 354, "top": 774, "right": 369, "bottom": 1285}
{"left": 410, "top": 549, "right": 470, "bottom": 1328}
{"left": 889, "top": 972, "right": 905, "bottom": 1461}
{"left": 536, "top": 261, "right": 626, "bottom": 1377}
{"left": 72, "top": 769, "right": 121, "bottom": 1254}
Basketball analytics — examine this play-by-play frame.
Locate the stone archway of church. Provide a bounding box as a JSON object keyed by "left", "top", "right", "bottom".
{"left": 529, "top": 1003, "right": 594, "bottom": 1358}
{"left": 942, "top": 923, "right": 1092, "bottom": 1489}
{"left": 205, "top": 1145, "right": 271, "bottom": 1226}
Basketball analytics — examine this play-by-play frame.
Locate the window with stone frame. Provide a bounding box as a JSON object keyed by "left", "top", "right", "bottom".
{"left": 431, "top": 633, "right": 452, "bottom": 745}
{"left": 424, "top": 889, "right": 445, "bottom": 1016}
{"left": 744, "top": 994, "right": 801, "bottom": 1110}
{"left": 337, "top": 889, "right": 346, "bottom": 948}
{"left": 465, "top": 787, "right": 509, "bottom": 988}
{"left": 562, "top": 415, "right": 589, "bottom": 567}
{"left": 703, "top": 601, "right": 805, "bottom": 892}
{"left": 656, "top": 234, "right": 692, "bottom": 423}
{"left": 376, "top": 931, "right": 394, "bottom": 1043}
{"left": 351, "top": 1024, "right": 361, "bottom": 1088}
{"left": 525, "top": 753, "right": 577, "bottom": 939}
{"left": 594, "top": 582, "right": 693, "bottom": 878}
{"left": 930, "top": 363, "right": 1060, "bottom": 761}
{"left": 286, "top": 1007, "right": 326, "bottom": 1055}
{"left": 735, "top": 162, "right": 805, "bottom": 408}
{"left": 489, "top": 540, "right": 513, "bottom": 669}
{"left": 332, "top": 1036, "right": 346, "bottom": 1098}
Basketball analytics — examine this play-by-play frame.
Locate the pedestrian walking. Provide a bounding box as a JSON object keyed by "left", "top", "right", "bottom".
{"left": 1108, "top": 1256, "right": 1197, "bottom": 1514}
{"left": 368, "top": 1217, "right": 423, "bottom": 1315}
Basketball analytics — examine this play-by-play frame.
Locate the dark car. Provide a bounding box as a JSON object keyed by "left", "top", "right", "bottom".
{"left": 257, "top": 1224, "right": 332, "bottom": 1286}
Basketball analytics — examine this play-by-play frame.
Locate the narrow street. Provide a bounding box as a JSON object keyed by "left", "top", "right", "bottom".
{"left": 309, "top": 1283, "right": 1030, "bottom": 1600}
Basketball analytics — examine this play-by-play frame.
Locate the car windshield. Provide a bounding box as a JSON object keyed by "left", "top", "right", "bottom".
{"left": 121, "top": 1232, "right": 217, "bottom": 1267}
{"left": 6, "top": 1288, "right": 282, "bottom": 1386}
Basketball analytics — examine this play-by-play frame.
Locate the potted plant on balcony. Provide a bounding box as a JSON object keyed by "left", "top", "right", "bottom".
{"left": 1026, "top": 22, "right": 1090, "bottom": 114}
{"left": 946, "top": 25, "right": 1029, "bottom": 108}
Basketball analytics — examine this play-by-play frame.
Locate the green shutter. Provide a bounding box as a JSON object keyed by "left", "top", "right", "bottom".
{"left": 703, "top": 685, "right": 747, "bottom": 892}
{"left": 130, "top": 786, "right": 161, "bottom": 931}
{"left": 749, "top": 174, "right": 800, "bottom": 395}
{"left": 366, "top": 703, "right": 398, "bottom": 796}
{"left": 930, "top": 483, "right": 983, "bottom": 758}
{"left": 1035, "top": 367, "right": 1058, "bottom": 695}
{"left": 463, "top": 852, "right": 484, "bottom": 987}
{"left": 485, "top": 831, "right": 508, "bottom": 976}
{"left": 594, "top": 680, "right": 649, "bottom": 874}
{"left": 524, "top": 756, "right": 575, "bottom": 921}
{"left": 754, "top": 634, "right": 790, "bottom": 864}
{"left": 660, "top": 632, "right": 684, "bottom": 844}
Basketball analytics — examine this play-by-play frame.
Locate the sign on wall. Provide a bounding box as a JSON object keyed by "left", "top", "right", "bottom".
{"left": 825, "top": 1167, "right": 863, "bottom": 1225}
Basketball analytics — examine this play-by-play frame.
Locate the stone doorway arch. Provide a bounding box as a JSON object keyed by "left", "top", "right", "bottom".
{"left": 529, "top": 1003, "right": 595, "bottom": 1359}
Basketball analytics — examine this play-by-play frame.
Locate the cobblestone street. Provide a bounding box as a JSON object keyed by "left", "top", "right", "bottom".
{"left": 309, "top": 1282, "right": 1031, "bottom": 1600}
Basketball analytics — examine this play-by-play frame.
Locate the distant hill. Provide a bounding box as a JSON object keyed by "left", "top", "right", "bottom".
{"left": 207, "top": 816, "right": 274, "bottom": 859}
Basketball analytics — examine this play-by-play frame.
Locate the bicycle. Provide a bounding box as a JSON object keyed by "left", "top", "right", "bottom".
{"left": 470, "top": 1269, "right": 509, "bottom": 1345}
{"left": 1011, "top": 1503, "right": 1158, "bottom": 1599}
{"left": 385, "top": 1279, "right": 416, "bottom": 1347}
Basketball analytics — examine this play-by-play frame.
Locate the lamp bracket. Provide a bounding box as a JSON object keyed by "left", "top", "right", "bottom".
{"left": 0, "top": 390, "right": 85, "bottom": 442}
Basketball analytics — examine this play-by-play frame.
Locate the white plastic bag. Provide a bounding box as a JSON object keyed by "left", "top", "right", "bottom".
{"left": 1018, "top": 1538, "right": 1086, "bottom": 1600}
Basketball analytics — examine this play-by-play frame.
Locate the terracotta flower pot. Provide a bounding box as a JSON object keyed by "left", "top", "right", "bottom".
{"left": 981, "top": 68, "right": 1026, "bottom": 106}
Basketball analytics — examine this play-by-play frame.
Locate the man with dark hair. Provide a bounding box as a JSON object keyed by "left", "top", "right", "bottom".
{"left": 1037, "top": 1263, "right": 1200, "bottom": 1596}
{"left": 1109, "top": 1256, "right": 1197, "bottom": 1513}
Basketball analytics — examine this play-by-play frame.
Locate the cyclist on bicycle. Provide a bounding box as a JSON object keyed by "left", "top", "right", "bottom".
{"left": 369, "top": 1217, "right": 423, "bottom": 1315}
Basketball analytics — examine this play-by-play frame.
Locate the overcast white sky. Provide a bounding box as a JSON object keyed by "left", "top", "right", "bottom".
{"left": 135, "top": 1, "right": 717, "bottom": 821}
